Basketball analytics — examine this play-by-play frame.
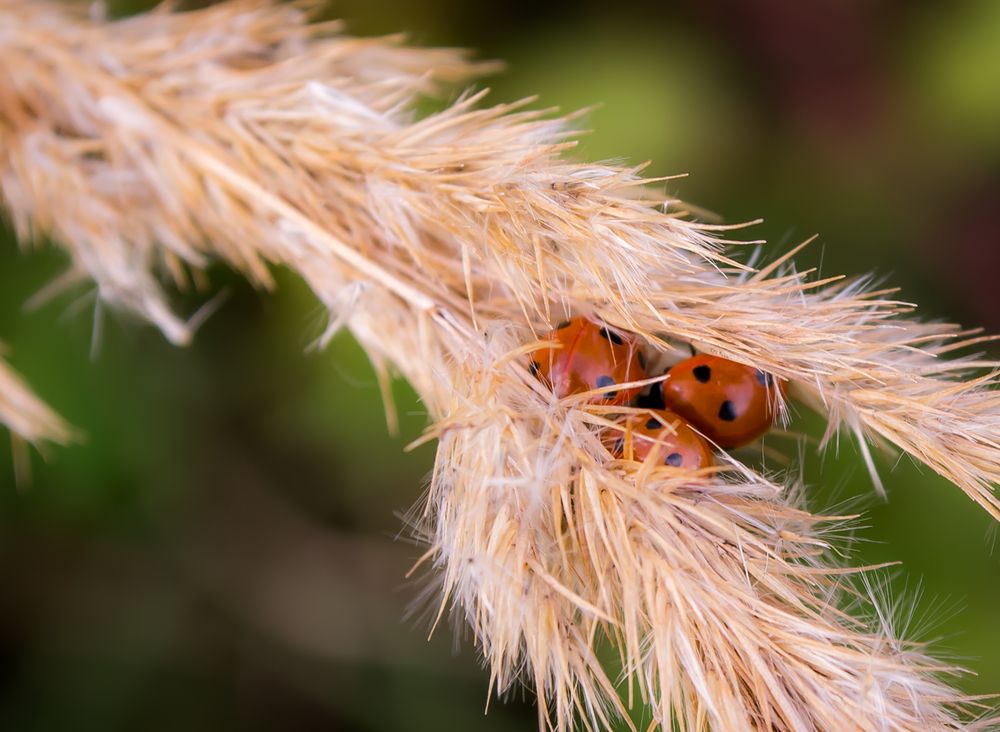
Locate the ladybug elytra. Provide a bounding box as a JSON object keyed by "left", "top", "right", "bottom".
{"left": 610, "top": 409, "right": 713, "bottom": 469}
{"left": 531, "top": 317, "right": 646, "bottom": 406}
{"left": 660, "top": 354, "right": 783, "bottom": 448}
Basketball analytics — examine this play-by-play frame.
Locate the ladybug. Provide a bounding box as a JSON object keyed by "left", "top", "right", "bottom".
{"left": 610, "top": 409, "right": 713, "bottom": 469}
{"left": 660, "top": 354, "right": 783, "bottom": 448}
{"left": 530, "top": 317, "right": 646, "bottom": 406}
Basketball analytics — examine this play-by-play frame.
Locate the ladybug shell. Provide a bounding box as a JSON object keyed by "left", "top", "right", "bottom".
{"left": 531, "top": 317, "right": 646, "bottom": 406}
{"left": 611, "top": 409, "right": 713, "bottom": 469}
{"left": 660, "top": 355, "right": 782, "bottom": 448}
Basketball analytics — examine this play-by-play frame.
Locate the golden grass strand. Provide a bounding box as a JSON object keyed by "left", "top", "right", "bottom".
{"left": 1, "top": 1, "right": 998, "bottom": 729}
{"left": 0, "top": 350, "right": 74, "bottom": 448}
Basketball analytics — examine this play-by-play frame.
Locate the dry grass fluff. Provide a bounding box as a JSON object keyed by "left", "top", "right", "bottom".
{"left": 2, "top": 1, "right": 999, "bottom": 729}
{"left": 0, "top": 351, "right": 75, "bottom": 483}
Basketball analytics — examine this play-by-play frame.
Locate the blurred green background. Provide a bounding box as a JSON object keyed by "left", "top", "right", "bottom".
{"left": 2, "top": 0, "right": 1000, "bottom": 729}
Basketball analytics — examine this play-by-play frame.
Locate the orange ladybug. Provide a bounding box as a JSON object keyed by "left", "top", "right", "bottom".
{"left": 660, "top": 354, "right": 783, "bottom": 448}
{"left": 610, "top": 409, "right": 713, "bottom": 469}
{"left": 531, "top": 317, "right": 646, "bottom": 406}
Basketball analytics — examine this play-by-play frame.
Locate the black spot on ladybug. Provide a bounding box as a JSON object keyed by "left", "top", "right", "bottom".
{"left": 613, "top": 437, "right": 624, "bottom": 455}
{"left": 595, "top": 375, "right": 616, "bottom": 400}
{"left": 718, "top": 400, "right": 737, "bottom": 421}
{"left": 645, "top": 417, "right": 660, "bottom": 430}
{"left": 637, "top": 351, "right": 647, "bottom": 369}
{"left": 599, "top": 327, "right": 624, "bottom": 346}
{"left": 666, "top": 452, "right": 683, "bottom": 466}
{"left": 756, "top": 369, "right": 771, "bottom": 386}
{"left": 693, "top": 365, "right": 712, "bottom": 383}
{"left": 529, "top": 361, "right": 541, "bottom": 377}
{"left": 556, "top": 320, "right": 571, "bottom": 330}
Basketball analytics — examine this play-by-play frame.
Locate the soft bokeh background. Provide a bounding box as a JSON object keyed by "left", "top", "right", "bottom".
{"left": 2, "top": 0, "right": 999, "bottom": 729}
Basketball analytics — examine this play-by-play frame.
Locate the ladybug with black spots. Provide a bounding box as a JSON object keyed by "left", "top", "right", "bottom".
{"left": 660, "top": 354, "right": 783, "bottom": 448}
{"left": 610, "top": 409, "right": 713, "bottom": 469}
{"left": 530, "top": 316, "right": 647, "bottom": 406}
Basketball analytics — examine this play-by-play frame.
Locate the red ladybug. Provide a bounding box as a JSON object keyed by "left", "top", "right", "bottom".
{"left": 531, "top": 317, "right": 646, "bottom": 406}
{"left": 610, "top": 409, "right": 713, "bottom": 469}
{"left": 660, "top": 354, "right": 783, "bottom": 448}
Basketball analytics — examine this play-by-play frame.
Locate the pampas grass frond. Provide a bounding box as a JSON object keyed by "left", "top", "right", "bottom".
{"left": 1, "top": 1, "right": 998, "bottom": 729}
{"left": 0, "top": 351, "right": 72, "bottom": 445}
{"left": 0, "top": 351, "right": 74, "bottom": 484}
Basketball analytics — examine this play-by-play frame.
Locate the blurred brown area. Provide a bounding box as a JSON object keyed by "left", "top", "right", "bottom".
{"left": 2, "top": 0, "right": 999, "bottom": 730}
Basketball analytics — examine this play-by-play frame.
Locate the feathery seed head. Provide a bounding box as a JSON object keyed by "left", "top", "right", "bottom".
{"left": 0, "top": 1, "right": 998, "bottom": 729}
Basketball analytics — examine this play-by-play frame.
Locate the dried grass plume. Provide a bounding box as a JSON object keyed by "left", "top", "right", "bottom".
{"left": 1, "top": 1, "right": 999, "bottom": 729}
{"left": 0, "top": 349, "right": 75, "bottom": 482}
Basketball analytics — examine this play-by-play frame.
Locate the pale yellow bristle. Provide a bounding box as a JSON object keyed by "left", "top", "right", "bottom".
{"left": 0, "top": 1, "right": 998, "bottom": 729}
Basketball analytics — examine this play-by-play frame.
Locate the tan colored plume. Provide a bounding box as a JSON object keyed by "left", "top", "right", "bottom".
{"left": 0, "top": 1, "right": 998, "bottom": 729}
{"left": 0, "top": 349, "right": 75, "bottom": 482}
{"left": 0, "top": 351, "right": 74, "bottom": 446}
